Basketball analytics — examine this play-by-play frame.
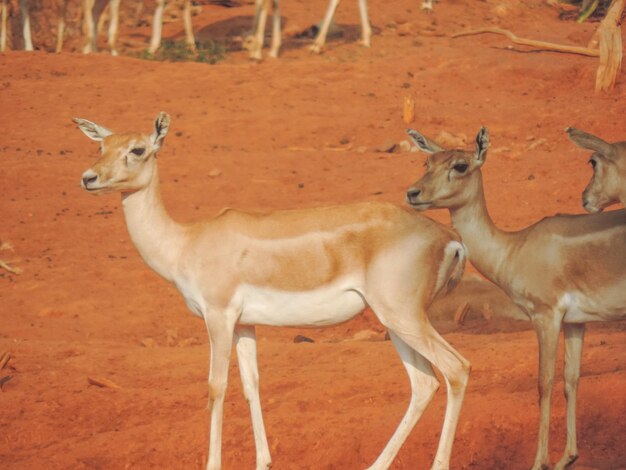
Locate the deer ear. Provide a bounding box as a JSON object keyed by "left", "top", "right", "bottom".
{"left": 73, "top": 118, "right": 113, "bottom": 142}
{"left": 406, "top": 129, "right": 445, "bottom": 154}
{"left": 475, "top": 127, "right": 489, "bottom": 165}
{"left": 151, "top": 112, "right": 171, "bottom": 148}
{"left": 566, "top": 127, "right": 615, "bottom": 160}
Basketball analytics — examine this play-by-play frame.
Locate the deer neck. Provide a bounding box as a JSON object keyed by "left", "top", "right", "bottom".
{"left": 121, "top": 164, "right": 187, "bottom": 282}
{"left": 448, "top": 175, "right": 514, "bottom": 286}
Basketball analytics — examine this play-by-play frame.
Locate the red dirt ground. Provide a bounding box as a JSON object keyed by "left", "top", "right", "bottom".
{"left": 1, "top": 0, "right": 625, "bottom": 468}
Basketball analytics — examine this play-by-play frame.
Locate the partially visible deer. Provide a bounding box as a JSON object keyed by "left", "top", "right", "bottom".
{"left": 76, "top": 112, "right": 471, "bottom": 470}
{"left": 406, "top": 127, "right": 626, "bottom": 470}
{"left": 0, "top": 0, "right": 119, "bottom": 54}
{"left": 82, "top": 0, "right": 121, "bottom": 55}
{"left": 147, "top": 0, "right": 196, "bottom": 54}
{"left": 566, "top": 127, "right": 626, "bottom": 212}
{"left": 245, "top": 0, "right": 371, "bottom": 60}
{"left": 1, "top": 0, "right": 67, "bottom": 52}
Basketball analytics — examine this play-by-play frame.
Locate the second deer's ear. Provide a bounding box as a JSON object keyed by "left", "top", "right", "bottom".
{"left": 566, "top": 127, "right": 615, "bottom": 160}
{"left": 151, "top": 112, "right": 171, "bottom": 148}
{"left": 474, "top": 127, "right": 489, "bottom": 165}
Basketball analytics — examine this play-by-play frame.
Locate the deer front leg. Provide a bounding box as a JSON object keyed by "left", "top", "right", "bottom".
{"left": 309, "top": 0, "right": 340, "bottom": 54}
{"left": 182, "top": 0, "right": 196, "bottom": 52}
{"left": 267, "top": 0, "right": 281, "bottom": 58}
{"left": 235, "top": 325, "right": 272, "bottom": 469}
{"left": 149, "top": 0, "right": 166, "bottom": 54}
{"left": 357, "top": 0, "right": 371, "bottom": 47}
{"left": 531, "top": 312, "right": 562, "bottom": 470}
{"left": 82, "top": 0, "right": 97, "bottom": 53}
{"left": 248, "top": 0, "right": 270, "bottom": 60}
{"left": 205, "top": 317, "right": 235, "bottom": 470}
{"left": 555, "top": 323, "right": 585, "bottom": 470}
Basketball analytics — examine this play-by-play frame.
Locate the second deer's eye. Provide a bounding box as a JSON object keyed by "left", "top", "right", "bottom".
{"left": 453, "top": 163, "right": 469, "bottom": 173}
{"left": 589, "top": 158, "right": 597, "bottom": 169}
{"left": 131, "top": 148, "right": 145, "bottom": 156}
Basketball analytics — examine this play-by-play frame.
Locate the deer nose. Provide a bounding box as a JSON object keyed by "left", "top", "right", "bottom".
{"left": 406, "top": 188, "right": 421, "bottom": 202}
{"left": 81, "top": 172, "right": 98, "bottom": 189}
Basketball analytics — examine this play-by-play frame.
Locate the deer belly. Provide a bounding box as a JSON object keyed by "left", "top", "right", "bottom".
{"left": 561, "top": 292, "right": 626, "bottom": 323}
{"left": 236, "top": 281, "right": 366, "bottom": 327}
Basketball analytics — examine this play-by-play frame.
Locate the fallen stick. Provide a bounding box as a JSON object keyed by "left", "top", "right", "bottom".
{"left": 0, "top": 259, "right": 21, "bottom": 275}
{"left": 87, "top": 376, "right": 121, "bottom": 389}
{"left": 0, "top": 351, "right": 10, "bottom": 370}
{"left": 452, "top": 27, "right": 600, "bottom": 57}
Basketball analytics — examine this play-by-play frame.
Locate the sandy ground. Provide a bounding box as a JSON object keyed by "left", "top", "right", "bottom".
{"left": 1, "top": 0, "right": 626, "bottom": 468}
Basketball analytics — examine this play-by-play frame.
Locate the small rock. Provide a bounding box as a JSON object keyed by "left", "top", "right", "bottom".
{"left": 293, "top": 335, "right": 314, "bottom": 344}
{"left": 208, "top": 168, "right": 222, "bottom": 178}
{"left": 339, "top": 136, "right": 351, "bottom": 145}
{"left": 141, "top": 338, "right": 158, "bottom": 348}
{"left": 378, "top": 140, "right": 397, "bottom": 153}
{"left": 351, "top": 330, "right": 383, "bottom": 342}
{"left": 435, "top": 131, "right": 467, "bottom": 149}
{"left": 398, "top": 140, "right": 413, "bottom": 153}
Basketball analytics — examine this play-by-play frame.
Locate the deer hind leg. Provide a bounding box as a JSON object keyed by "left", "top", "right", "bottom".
{"left": 531, "top": 311, "right": 563, "bottom": 470}
{"left": 234, "top": 325, "right": 272, "bottom": 470}
{"left": 19, "top": 0, "right": 33, "bottom": 51}
{"left": 205, "top": 316, "right": 236, "bottom": 470}
{"left": 55, "top": 0, "right": 68, "bottom": 52}
{"left": 182, "top": 0, "right": 196, "bottom": 52}
{"left": 309, "top": 0, "right": 340, "bottom": 54}
{"left": 370, "top": 304, "right": 470, "bottom": 470}
{"left": 267, "top": 0, "right": 281, "bottom": 58}
{"left": 366, "top": 330, "right": 440, "bottom": 470}
{"left": 107, "top": 0, "right": 120, "bottom": 55}
{"left": 1, "top": 0, "right": 8, "bottom": 52}
{"left": 555, "top": 323, "right": 585, "bottom": 470}
{"left": 357, "top": 0, "right": 371, "bottom": 47}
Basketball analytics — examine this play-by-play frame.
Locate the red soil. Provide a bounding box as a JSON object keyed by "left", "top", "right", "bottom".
{"left": 1, "top": 0, "right": 625, "bottom": 468}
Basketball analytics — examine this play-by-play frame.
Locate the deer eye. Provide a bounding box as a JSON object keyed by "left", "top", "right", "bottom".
{"left": 131, "top": 148, "right": 145, "bottom": 156}
{"left": 453, "top": 163, "right": 469, "bottom": 173}
{"left": 589, "top": 158, "right": 597, "bottom": 169}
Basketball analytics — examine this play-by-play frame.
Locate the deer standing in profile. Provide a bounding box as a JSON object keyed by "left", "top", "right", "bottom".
{"left": 566, "top": 127, "right": 626, "bottom": 212}
{"left": 75, "top": 112, "right": 471, "bottom": 470}
{"left": 406, "top": 127, "right": 626, "bottom": 470}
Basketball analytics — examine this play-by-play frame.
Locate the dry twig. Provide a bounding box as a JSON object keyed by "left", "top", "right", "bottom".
{"left": 87, "top": 376, "right": 121, "bottom": 389}
{"left": 452, "top": 27, "right": 600, "bottom": 57}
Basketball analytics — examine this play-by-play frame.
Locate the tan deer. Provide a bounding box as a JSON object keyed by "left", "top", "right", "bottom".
{"left": 75, "top": 112, "right": 471, "bottom": 470}
{"left": 406, "top": 127, "right": 626, "bottom": 470}
{"left": 566, "top": 127, "right": 626, "bottom": 212}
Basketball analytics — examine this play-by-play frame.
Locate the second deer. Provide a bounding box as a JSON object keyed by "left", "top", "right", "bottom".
{"left": 406, "top": 127, "right": 626, "bottom": 470}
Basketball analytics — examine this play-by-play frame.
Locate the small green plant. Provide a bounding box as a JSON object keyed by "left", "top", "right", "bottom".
{"left": 135, "top": 40, "right": 225, "bottom": 64}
